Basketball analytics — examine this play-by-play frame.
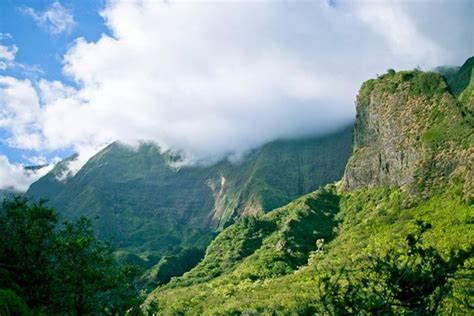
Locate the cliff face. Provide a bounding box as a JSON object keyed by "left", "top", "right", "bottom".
{"left": 343, "top": 68, "right": 473, "bottom": 200}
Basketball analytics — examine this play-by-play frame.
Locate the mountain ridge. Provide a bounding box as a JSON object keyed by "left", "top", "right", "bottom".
{"left": 27, "top": 126, "right": 353, "bottom": 257}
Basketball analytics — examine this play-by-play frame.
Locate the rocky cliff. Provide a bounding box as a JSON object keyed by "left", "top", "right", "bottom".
{"left": 343, "top": 67, "right": 473, "bottom": 201}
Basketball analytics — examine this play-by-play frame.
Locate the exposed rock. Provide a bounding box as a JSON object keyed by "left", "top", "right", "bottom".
{"left": 343, "top": 69, "right": 473, "bottom": 199}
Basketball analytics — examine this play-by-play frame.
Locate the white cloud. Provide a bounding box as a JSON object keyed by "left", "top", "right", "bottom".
{"left": 349, "top": 1, "right": 443, "bottom": 65}
{"left": 0, "top": 44, "right": 18, "bottom": 70}
{"left": 21, "top": 1, "right": 75, "bottom": 35}
{"left": 0, "top": 76, "right": 43, "bottom": 150}
{"left": 0, "top": 155, "right": 53, "bottom": 192}
{"left": 0, "top": 0, "right": 473, "bottom": 190}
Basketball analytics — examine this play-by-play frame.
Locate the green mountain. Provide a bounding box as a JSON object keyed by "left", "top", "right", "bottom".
{"left": 144, "top": 59, "right": 473, "bottom": 314}
{"left": 27, "top": 128, "right": 352, "bottom": 258}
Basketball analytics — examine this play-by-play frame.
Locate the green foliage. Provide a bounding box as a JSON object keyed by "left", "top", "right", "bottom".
{"left": 358, "top": 78, "right": 375, "bottom": 102}
{"left": 163, "top": 215, "right": 277, "bottom": 289}
{"left": 0, "top": 289, "right": 29, "bottom": 316}
{"left": 144, "top": 184, "right": 473, "bottom": 314}
{"left": 316, "top": 221, "right": 472, "bottom": 315}
{"left": 422, "top": 125, "right": 444, "bottom": 145}
{"left": 360, "top": 70, "right": 448, "bottom": 102}
{"left": 51, "top": 217, "right": 140, "bottom": 314}
{"left": 0, "top": 197, "right": 142, "bottom": 315}
{"left": 140, "top": 247, "right": 205, "bottom": 290}
{"left": 232, "top": 187, "right": 340, "bottom": 281}
{"left": 445, "top": 56, "right": 474, "bottom": 97}
{"left": 409, "top": 71, "right": 448, "bottom": 98}
{"left": 0, "top": 197, "right": 57, "bottom": 309}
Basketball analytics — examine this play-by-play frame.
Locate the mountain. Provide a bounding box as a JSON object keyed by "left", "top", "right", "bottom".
{"left": 144, "top": 58, "right": 473, "bottom": 314}
{"left": 27, "top": 127, "right": 352, "bottom": 257}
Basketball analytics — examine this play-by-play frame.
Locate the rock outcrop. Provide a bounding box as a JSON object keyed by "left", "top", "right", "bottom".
{"left": 343, "top": 68, "right": 473, "bottom": 200}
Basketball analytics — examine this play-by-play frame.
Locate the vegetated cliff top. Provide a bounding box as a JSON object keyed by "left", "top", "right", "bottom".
{"left": 343, "top": 63, "right": 473, "bottom": 201}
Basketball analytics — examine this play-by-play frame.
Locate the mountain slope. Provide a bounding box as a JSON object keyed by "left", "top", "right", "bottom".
{"left": 445, "top": 56, "right": 474, "bottom": 111}
{"left": 27, "top": 127, "right": 352, "bottom": 255}
{"left": 145, "top": 60, "right": 474, "bottom": 314}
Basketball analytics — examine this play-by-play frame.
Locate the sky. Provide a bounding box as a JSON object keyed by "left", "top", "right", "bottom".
{"left": 0, "top": 0, "right": 473, "bottom": 191}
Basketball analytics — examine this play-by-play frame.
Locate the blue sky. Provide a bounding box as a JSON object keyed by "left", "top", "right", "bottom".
{"left": 0, "top": 0, "right": 108, "bottom": 165}
{"left": 1, "top": 0, "right": 108, "bottom": 82}
{"left": 0, "top": 0, "right": 472, "bottom": 191}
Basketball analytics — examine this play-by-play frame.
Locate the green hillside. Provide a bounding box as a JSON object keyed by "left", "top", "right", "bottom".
{"left": 27, "top": 128, "right": 352, "bottom": 257}
{"left": 144, "top": 60, "right": 474, "bottom": 314}
{"left": 444, "top": 56, "right": 474, "bottom": 112}
{"left": 145, "top": 185, "right": 472, "bottom": 314}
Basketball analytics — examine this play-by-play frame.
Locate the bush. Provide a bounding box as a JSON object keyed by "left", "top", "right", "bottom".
{"left": 315, "top": 221, "right": 472, "bottom": 314}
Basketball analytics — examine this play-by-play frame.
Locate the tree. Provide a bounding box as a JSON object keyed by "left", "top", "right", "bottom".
{"left": 316, "top": 221, "right": 472, "bottom": 314}
{"left": 0, "top": 197, "right": 142, "bottom": 315}
{"left": 0, "top": 197, "right": 57, "bottom": 310}
{"left": 51, "top": 217, "right": 119, "bottom": 315}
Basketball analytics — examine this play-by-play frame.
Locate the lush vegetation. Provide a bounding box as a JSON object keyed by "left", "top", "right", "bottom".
{"left": 144, "top": 184, "right": 473, "bottom": 314}
{"left": 315, "top": 221, "right": 472, "bottom": 315}
{"left": 0, "top": 197, "right": 141, "bottom": 315}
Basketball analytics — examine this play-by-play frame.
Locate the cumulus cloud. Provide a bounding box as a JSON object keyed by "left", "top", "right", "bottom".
{"left": 0, "top": 0, "right": 473, "bottom": 190}
{"left": 0, "top": 155, "right": 52, "bottom": 191}
{"left": 21, "top": 1, "right": 75, "bottom": 35}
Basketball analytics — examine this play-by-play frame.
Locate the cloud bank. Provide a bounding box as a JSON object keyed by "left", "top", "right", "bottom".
{"left": 0, "top": 0, "right": 473, "bottom": 191}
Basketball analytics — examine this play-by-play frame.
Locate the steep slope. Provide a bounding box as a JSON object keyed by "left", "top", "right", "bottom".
{"left": 145, "top": 61, "right": 473, "bottom": 314}
{"left": 27, "top": 127, "right": 352, "bottom": 255}
{"left": 445, "top": 56, "right": 474, "bottom": 111}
